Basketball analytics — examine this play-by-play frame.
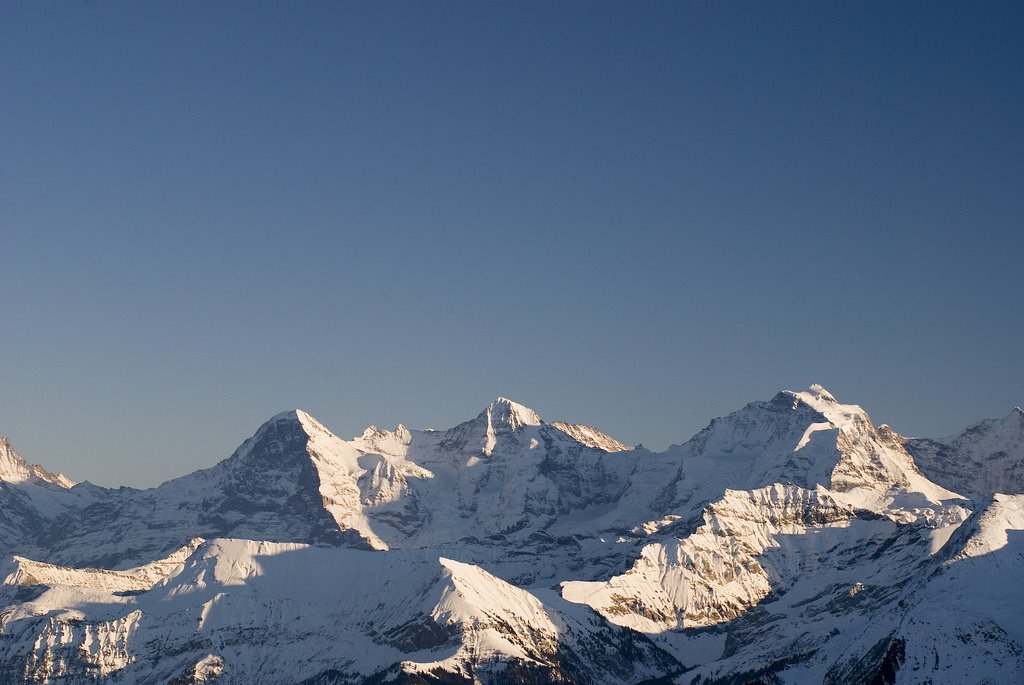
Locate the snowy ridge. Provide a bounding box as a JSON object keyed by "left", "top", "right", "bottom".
{"left": 905, "top": 407, "right": 1024, "bottom": 500}
{"left": 4, "top": 539, "right": 204, "bottom": 594}
{"left": 0, "top": 386, "right": 1021, "bottom": 684}
{"left": 562, "top": 484, "right": 855, "bottom": 631}
{"left": 937, "top": 492, "right": 1024, "bottom": 560}
{"left": 549, "top": 421, "right": 631, "bottom": 452}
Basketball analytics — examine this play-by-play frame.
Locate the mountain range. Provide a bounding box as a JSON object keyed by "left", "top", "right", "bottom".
{"left": 1, "top": 385, "right": 1021, "bottom": 684}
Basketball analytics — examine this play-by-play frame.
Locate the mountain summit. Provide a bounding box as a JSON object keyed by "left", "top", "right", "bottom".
{"left": 0, "top": 438, "right": 74, "bottom": 488}
{"left": 482, "top": 397, "right": 543, "bottom": 429}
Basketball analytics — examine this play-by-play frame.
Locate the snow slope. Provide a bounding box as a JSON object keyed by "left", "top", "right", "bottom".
{"left": 0, "top": 539, "right": 677, "bottom": 684}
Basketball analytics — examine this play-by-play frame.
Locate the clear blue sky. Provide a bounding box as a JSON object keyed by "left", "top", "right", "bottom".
{"left": 2, "top": 2, "right": 1021, "bottom": 487}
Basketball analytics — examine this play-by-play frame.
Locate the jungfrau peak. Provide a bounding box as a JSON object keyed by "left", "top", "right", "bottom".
{"left": 0, "top": 385, "right": 1021, "bottom": 684}
{"left": 790, "top": 383, "right": 959, "bottom": 501}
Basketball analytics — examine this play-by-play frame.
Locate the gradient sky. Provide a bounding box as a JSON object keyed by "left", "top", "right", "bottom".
{"left": 2, "top": 2, "right": 1022, "bottom": 488}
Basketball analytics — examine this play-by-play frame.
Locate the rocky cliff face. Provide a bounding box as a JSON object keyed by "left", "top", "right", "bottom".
{"left": 0, "top": 387, "right": 1021, "bottom": 684}
{"left": 563, "top": 484, "right": 872, "bottom": 631}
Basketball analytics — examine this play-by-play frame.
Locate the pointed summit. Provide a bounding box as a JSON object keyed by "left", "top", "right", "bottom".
{"left": 476, "top": 398, "right": 542, "bottom": 456}
{"left": 263, "top": 408, "right": 319, "bottom": 430}
{"left": 232, "top": 410, "right": 308, "bottom": 459}
{"left": 0, "top": 438, "right": 32, "bottom": 482}
{"left": 232, "top": 409, "right": 355, "bottom": 471}
{"left": 0, "top": 437, "right": 74, "bottom": 488}
{"left": 482, "top": 397, "right": 543, "bottom": 430}
{"left": 0, "top": 437, "right": 37, "bottom": 484}
{"left": 246, "top": 409, "right": 339, "bottom": 447}
{"left": 438, "top": 398, "right": 544, "bottom": 457}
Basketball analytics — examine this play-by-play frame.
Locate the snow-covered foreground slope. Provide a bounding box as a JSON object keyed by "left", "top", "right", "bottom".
{"left": 4, "top": 538, "right": 204, "bottom": 594}
{"left": 0, "top": 539, "right": 677, "bottom": 684}
{"left": 0, "top": 386, "right": 1021, "bottom": 684}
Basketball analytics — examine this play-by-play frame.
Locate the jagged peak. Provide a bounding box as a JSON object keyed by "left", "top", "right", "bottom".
{"left": 480, "top": 397, "right": 543, "bottom": 429}
{"left": 0, "top": 437, "right": 32, "bottom": 482}
{"left": 359, "top": 423, "right": 410, "bottom": 440}
{"left": 354, "top": 423, "right": 413, "bottom": 458}
{"left": 0, "top": 437, "right": 75, "bottom": 488}
{"left": 449, "top": 398, "right": 543, "bottom": 457}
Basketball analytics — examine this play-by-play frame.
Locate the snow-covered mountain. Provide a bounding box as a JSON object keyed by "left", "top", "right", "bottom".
{"left": 1, "top": 387, "right": 1021, "bottom": 684}
{"left": 0, "top": 438, "right": 94, "bottom": 555}
{"left": 905, "top": 407, "right": 1024, "bottom": 500}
